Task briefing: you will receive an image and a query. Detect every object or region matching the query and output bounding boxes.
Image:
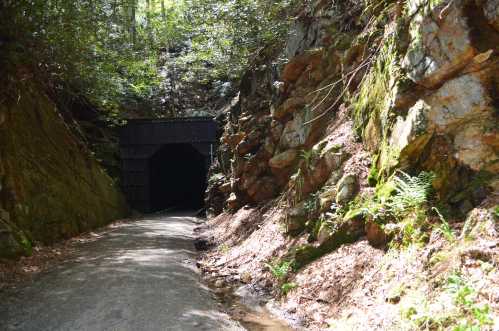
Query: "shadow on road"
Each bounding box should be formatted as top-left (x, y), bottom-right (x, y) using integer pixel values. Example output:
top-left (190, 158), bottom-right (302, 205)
top-left (0, 213), bottom-right (242, 331)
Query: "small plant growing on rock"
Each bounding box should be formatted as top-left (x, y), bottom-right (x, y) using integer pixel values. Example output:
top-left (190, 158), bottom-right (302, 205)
top-left (493, 206), bottom-right (499, 218)
top-left (347, 170), bottom-right (436, 247)
top-left (264, 260), bottom-right (298, 295)
top-left (445, 273), bottom-right (494, 330)
top-left (403, 272), bottom-right (495, 330)
top-left (289, 168), bottom-right (305, 205)
top-left (265, 260), bottom-right (293, 280)
top-left (386, 171), bottom-right (435, 246)
top-left (300, 149), bottom-right (316, 171)
top-left (432, 207), bottom-right (455, 242)
top-left (304, 192), bottom-right (320, 215)
top-left (280, 282), bottom-right (297, 295)
top-left (218, 243), bottom-right (230, 254)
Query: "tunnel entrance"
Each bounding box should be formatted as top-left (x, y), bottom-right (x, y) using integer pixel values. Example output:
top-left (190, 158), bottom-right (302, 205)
top-left (149, 144), bottom-right (207, 212)
top-left (120, 117), bottom-right (218, 213)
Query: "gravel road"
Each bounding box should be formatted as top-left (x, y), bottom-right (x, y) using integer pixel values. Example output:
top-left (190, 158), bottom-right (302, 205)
top-left (0, 213), bottom-right (243, 331)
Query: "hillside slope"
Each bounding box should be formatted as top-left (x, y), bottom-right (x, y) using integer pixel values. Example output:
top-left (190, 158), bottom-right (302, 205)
top-left (203, 0), bottom-right (498, 329)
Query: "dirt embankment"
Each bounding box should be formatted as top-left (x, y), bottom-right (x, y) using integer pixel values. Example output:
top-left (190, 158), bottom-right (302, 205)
top-left (198, 204), bottom-right (498, 330)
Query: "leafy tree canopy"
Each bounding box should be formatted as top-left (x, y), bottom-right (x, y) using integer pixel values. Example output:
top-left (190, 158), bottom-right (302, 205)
top-left (1, 0), bottom-right (296, 121)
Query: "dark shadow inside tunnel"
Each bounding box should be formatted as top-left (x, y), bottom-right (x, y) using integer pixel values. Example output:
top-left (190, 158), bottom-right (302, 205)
top-left (149, 144), bottom-right (207, 212)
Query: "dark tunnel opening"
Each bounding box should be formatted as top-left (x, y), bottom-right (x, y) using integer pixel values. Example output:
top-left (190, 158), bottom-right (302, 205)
top-left (149, 144), bottom-right (207, 212)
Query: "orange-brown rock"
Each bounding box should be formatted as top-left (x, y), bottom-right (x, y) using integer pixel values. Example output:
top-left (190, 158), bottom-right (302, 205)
top-left (247, 177), bottom-right (278, 203)
top-left (366, 221), bottom-right (387, 248)
top-left (269, 149), bottom-right (298, 170)
top-left (223, 132), bottom-right (246, 149)
top-left (282, 49), bottom-right (324, 83)
top-left (236, 130), bottom-right (261, 155)
top-left (227, 193), bottom-right (239, 210)
top-left (272, 97), bottom-right (307, 119)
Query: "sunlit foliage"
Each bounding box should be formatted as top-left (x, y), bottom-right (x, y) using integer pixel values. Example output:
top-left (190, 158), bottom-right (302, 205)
top-left (0, 0), bottom-right (296, 118)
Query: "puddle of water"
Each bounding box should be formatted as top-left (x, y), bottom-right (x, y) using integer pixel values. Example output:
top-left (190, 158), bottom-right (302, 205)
top-left (208, 282), bottom-right (294, 330)
top-left (238, 310), bottom-right (292, 331)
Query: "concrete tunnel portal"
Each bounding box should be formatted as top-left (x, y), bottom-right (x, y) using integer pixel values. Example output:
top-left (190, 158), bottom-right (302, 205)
top-left (120, 118), bottom-right (218, 213)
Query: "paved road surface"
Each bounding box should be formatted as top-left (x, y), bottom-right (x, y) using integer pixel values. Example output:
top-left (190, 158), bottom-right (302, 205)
top-left (0, 213), bottom-right (243, 331)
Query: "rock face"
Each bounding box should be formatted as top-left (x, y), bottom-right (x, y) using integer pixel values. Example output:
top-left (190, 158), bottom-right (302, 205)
top-left (0, 210), bottom-right (29, 259)
top-left (367, 0), bottom-right (499, 207)
top-left (0, 77), bottom-right (128, 258)
top-left (207, 0), bottom-right (497, 226)
top-left (336, 174), bottom-right (358, 205)
top-left (203, 1), bottom-right (499, 329)
top-left (269, 150), bottom-right (298, 170)
top-left (484, 0), bottom-right (499, 31)
top-left (403, 0), bottom-right (477, 88)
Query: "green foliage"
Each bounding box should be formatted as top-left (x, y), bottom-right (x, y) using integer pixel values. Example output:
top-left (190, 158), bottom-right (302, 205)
top-left (300, 148), bottom-right (318, 171)
top-left (385, 171), bottom-right (433, 244)
top-left (281, 282), bottom-right (297, 295)
top-left (445, 273), bottom-right (494, 330)
top-left (2, 0), bottom-right (296, 119)
top-left (349, 171), bottom-right (435, 246)
top-left (176, 0), bottom-right (295, 81)
top-left (432, 207), bottom-right (456, 242)
top-left (357, 171), bottom-right (434, 224)
top-left (289, 168), bottom-right (305, 205)
top-left (265, 260), bottom-right (293, 280)
top-left (351, 34), bottom-right (399, 138)
top-left (402, 272), bottom-right (494, 330)
top-left (303, 192), bottom-right (321, 215)
top-left (265, 259), bottom-right (299, 295)
top-left (368, 160), bottom-right (380, 186)
top-left (20, 237), bottom-right (33, 256)
top-left (218, 243), bottom-right (230, 254)
top-left (2, 0), bottom-right (172, 118)
top-left (387, 171), bottom-right (435, 219)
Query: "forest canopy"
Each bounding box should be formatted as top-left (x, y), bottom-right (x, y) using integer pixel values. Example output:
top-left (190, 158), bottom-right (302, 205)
top-left (1, 0), bottom-right (296, 119)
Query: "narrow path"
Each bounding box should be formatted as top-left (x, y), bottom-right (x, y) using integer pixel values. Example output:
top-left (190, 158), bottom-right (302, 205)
top-left (0, 213), bottom-right (243, 331)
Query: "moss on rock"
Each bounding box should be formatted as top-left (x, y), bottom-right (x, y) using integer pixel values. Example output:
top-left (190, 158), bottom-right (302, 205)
top-left (291, 216), bottom-right (365, 269)
top-left (0, 79), bottom-right (128, 256)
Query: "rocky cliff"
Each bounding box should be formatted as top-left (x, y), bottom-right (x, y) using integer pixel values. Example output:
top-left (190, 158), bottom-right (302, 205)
top-left (0, 66), bottom-right (128, 259)
top-left (203, 0), bottom-right (498, 329)
top-left (209, 0), bottom-right (498, 218)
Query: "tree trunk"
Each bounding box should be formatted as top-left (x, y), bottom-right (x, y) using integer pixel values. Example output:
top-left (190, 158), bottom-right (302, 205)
top-left (129, 0), bottom-right (137, 46)
top-left (161, 0), bottom-right (166, 22)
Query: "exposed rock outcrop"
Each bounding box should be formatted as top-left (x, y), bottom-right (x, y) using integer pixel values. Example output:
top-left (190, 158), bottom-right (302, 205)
top-left (204, 0), bottom-right (498, 329)
top-left (0, 74), bottom-right (128, 259)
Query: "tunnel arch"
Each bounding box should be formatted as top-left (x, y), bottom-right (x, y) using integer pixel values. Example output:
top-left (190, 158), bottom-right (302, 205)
top-left (149, 144), bottom-right (208, 212)
top-left (120, 118), bottom-right (218, 212)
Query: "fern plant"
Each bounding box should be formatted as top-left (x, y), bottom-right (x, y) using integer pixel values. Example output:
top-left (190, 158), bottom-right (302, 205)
top-left (381, 171), bottom-right (436, 246)
top-left (281, 282), bottom-right (297, 295)
top-left (265, 260), bottom-right (292, 280)
top-left (265, 260), bottom-right (298, 296)
top-left (387, 171), bottom-right (435, 219)
top-left (300, 149), bottom-right (318, 171)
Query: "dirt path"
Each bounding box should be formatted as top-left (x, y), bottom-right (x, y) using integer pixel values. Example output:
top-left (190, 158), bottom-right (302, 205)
top-left (0, 213), bottom-right (243, 331)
